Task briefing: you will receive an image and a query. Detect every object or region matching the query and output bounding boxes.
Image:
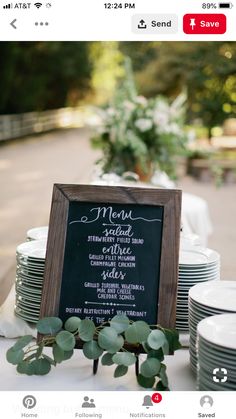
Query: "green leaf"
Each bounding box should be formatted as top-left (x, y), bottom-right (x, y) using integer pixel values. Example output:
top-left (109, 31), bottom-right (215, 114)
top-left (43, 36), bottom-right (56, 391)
top-left (162, 340), bottom-right (170, 355)
top-left (114, 365), bottom-right (128, 378)
top-left (63, 350), bottom-right (74, 360)
top-left (110, 315), bottom-right (130, 333)
top-left (31, 358), bottom-right (51, 375)
top-left (137, 374), bottom-right (155, 389)
top-left (107, 335), bottom-right (124, 354)
top-left (140, 358), bottom-right (161, 378)
top-left (142, 341), bottom-right (150, 353)
top-left (17, 361), bottom-right (27, 374)
top-left (52, 344), bottom-right (74, 363)
top-left (125, 321), bottom-right (150, 344)
top-left (53, 343), bottom-right (65, 364)
top-left (37, 317), bottom-right (62, 335)
top-left (159, 364), bottom-right (169, 388)
top-left (164, 329), bottom-right (182, 353)
top-left (147, 348), bottom-right (164, 362)
top-left (13, 335), bottom-right (33, 351)
top-left (78, 319), bottom-right (95, 342)
top-left (147, 330), bottom-right (167, 350)
top-left (101, 353), bottom-right (114, 366)
top-left (17, 361), bottom-right (35, 376)
top-left (112, 352), bottom-right (136, 367)
top-left (98, 327), bottom-right (118, 350)
top-left (56, 331), bottom-right (76, 351)
top-left (156, 380), bottom-right (169, 391)
top-left (64, 317), bottom-right (81, 332)
top-left (6, 347), bottom-right (24, 365)
top-left (43, 354), bottom-right (56, 366)
top-left (142, 342), bottom-right (164, 361)
top-left (83, 341), bottom-right (103, 360)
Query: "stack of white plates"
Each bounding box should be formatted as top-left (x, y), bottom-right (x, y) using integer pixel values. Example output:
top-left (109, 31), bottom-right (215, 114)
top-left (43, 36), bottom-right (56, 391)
top-left (176, 247), bottom-right (220, 332)
top-left (15, 239), bottom-right (46, 323)
top-left (197, 314), bottom-right (236, 390)
top-left (27, 226), bottom-right (48, 241)
top-left (189, 281), bottom-right (236, 373)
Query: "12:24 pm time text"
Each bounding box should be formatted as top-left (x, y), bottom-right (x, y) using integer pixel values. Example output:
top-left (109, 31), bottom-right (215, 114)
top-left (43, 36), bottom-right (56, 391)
top-left (104, 3), bottom-right (136, 9)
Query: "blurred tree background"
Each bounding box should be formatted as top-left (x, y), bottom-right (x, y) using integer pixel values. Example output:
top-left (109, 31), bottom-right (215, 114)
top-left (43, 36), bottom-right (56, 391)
top-left (0, 42), bottom-right (92, 113)
top-left (0, 41), bottom-right (236, 135)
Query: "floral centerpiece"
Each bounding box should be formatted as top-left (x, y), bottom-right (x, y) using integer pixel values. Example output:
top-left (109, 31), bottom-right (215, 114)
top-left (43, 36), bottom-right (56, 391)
top-left (92, 79), bottom-right (187, 181)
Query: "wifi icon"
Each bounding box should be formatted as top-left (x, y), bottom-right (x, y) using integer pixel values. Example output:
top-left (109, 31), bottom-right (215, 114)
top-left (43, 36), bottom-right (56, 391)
top-left (34, 2), bottom-right (42, 8)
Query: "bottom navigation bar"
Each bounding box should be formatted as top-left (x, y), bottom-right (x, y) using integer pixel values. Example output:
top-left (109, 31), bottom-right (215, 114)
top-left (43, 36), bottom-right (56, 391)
top-left (0, 391), bottom-right (235, 419)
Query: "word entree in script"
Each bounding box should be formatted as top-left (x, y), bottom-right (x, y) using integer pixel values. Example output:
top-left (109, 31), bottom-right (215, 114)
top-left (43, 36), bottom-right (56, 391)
top-left (69, 206), bottom-right (161, 225)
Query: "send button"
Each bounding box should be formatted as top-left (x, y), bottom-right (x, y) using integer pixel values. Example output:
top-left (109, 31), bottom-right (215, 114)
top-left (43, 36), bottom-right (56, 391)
top-left (132, 14), bottom-right (178, 34)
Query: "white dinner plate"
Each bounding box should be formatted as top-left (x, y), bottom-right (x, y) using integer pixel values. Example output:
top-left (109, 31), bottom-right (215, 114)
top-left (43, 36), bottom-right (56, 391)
top-left (189, 281), bottom-right (236, 311)
top-left (16, 257), bottom-right (45, 268)
top-left (178, 270), bottom-right (219, 278)
top-left (198, 314), bottom-right (236, 350)
top-left (179, 247), bottom-right (220, 266)
top-left (16, 239), bottom-right (47, 260)
top-left (179, 262), bottom-right (219, 271)
top-left (27, 226), bottom-right (48, 241)
top-left (199, 335), bottom-right (236, 355)
top-left (16, 292), bottom-right (41, 303)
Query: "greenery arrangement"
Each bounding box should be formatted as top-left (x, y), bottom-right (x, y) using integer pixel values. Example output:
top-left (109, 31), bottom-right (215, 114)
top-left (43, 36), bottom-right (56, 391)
top-left (6, 315), bottom-right (181, 390)
top-left (92, 60), bottom-right (187, 180)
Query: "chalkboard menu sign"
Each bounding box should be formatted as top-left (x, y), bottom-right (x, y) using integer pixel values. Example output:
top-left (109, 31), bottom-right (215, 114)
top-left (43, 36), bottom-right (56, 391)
top-left (40, 184), bottom-right (181, 335)
top-left (59, 201), bottom-right (163, 325)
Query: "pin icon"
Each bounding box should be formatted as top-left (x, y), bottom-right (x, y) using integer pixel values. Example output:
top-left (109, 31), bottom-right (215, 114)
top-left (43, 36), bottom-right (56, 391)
top-left (23, 395), bottom-right (37, 409)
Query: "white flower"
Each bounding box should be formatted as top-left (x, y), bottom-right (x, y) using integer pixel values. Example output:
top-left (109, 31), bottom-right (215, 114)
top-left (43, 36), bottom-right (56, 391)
top-left (154, 100), bottom-right (170, 114)
top-left (123, 100), bottom-right (135, 111)
top-left (158, 123), bottom-right (182, 136)
top-left (169, 123), bottom-right (182, 136)
top-left (153, 111), bottom-right (169, 128)
top-left (135, 118), bottom-right (152, 132)
top-left (107, 107), bottom-right (116, 116)
top-left (135, 96), bottom-right (148, 106)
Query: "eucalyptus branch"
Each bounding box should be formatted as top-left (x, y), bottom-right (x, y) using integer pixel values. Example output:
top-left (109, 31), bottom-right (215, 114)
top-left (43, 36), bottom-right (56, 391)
top-left (6, 314), bottom-right (181, 390)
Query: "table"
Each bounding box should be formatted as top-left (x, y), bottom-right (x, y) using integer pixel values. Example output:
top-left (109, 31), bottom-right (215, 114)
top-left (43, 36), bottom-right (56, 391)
top-left (0, 338), bottom-right (196, 391)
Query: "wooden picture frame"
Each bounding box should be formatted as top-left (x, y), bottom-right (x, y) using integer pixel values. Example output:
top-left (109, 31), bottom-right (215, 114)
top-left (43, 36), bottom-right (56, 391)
top-left (40, 184), bottom-right (182, 348)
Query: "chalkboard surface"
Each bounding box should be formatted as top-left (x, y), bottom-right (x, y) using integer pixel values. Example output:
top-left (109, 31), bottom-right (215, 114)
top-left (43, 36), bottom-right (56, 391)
top-left (59, 201), bottom-right (164, 325)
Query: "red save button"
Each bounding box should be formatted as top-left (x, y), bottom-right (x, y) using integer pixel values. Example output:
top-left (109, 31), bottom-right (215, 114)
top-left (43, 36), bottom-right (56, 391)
top-left (183, 14), bottom-right (226, 34)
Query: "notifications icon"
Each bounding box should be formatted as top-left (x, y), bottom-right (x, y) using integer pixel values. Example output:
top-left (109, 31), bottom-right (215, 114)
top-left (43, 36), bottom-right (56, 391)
top-left (142, 395), bottom-right (153, 409)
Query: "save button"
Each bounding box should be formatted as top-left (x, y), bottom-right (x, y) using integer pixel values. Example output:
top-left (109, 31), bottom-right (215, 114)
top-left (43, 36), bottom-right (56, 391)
top-left (183, 14), bottom-right (226, 34)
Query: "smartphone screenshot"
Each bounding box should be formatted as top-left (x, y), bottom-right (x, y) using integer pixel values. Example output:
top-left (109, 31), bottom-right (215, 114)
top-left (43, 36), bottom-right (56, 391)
top-left (0, 0), bottom-right (236, 417)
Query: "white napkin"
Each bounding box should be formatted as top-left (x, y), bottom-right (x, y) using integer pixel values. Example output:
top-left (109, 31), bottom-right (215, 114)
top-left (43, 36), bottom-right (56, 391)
top-left (0, 285), bottom-right (37, 338)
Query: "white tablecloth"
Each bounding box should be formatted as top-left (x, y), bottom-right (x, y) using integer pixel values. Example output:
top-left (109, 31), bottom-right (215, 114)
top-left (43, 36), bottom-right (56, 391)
top-left (181, 193), bottom-right (213, 247)
top-left (0, 338), bottom-right (196, 391)
top-left (91, 176), bottom-right (213, 247)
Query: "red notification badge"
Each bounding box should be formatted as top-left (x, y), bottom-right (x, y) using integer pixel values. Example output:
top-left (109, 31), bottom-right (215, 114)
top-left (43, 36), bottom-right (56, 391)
top-left (152, 393), bottom-right (162, 404)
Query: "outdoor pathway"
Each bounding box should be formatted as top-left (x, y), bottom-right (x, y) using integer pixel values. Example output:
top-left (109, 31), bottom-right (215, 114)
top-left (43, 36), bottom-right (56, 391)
top-left (0, 128), bottom-right (100, 304)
